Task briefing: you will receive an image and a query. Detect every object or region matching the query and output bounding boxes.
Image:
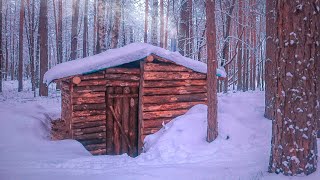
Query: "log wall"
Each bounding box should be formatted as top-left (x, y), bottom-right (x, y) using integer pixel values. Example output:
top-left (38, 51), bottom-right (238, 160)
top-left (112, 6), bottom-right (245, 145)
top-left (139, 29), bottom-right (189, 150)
top-left (139, 58), bottom-right (207, 149)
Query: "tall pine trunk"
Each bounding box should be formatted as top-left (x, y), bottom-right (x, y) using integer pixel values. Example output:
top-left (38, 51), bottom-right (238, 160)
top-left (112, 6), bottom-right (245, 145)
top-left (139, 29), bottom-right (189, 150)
top-left (18, 0), bottom-right (25, 92)
top-left (70, 0), bottom-right (80, 60)
top-left (144, 0), bottom-right (149, 43)
top-left (268, 0), bottom-right (319, 175)
top-left (206, 0), bottom-right (218, 142)
top-left (96, 0), bottom-right (107, 53)
top-left (83, 0), bottom-right (88, 57)
top-left (110, 0), bottom-right (121, 49)
top-left (150, 0), bottom-right (159, 46)
top-left (39, 0), bottom-right (48, 96)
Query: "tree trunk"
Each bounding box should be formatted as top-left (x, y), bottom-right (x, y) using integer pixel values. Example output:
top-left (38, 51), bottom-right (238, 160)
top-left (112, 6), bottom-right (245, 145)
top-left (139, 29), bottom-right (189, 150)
top-left (0, 0), bottom-right (3, 92)
top-left (110, 0), bottom-right (121, 49)
top-left (206, 0), bottom-right (218, 142)
top-left (178, 1), bottom-right (188, 56)
top-left (264, 0), bottom-right (276, 120)
top-left (150, 0), bottom-right (159, 46)
top-left (159, 0), bottom-right (164, 48)
top-left (96, 0), bottom-right (107, 53)
top-left (18, 0), bottom-right (25, 92)
top-left (237, 0), bottom-right (243, 91)
top-left (39, 0), bottom-right (48, 96)
top-left (268, 0), bottom-right (319, 175)
top-left (58, 0), bottom-right (63, 63)
top-left (70, 0), bottom-right (80, 60)
top-left (144, 0), bottom-right (149, 43)
top-left (83, 0), bottom-right (88, 57)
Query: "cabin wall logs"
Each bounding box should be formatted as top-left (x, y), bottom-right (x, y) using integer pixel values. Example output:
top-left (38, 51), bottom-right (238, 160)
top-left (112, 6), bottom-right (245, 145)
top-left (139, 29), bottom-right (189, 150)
top-left (140, 60), bottom-right (207, 144)
top-left (57, 57), bottom-right (207, 156)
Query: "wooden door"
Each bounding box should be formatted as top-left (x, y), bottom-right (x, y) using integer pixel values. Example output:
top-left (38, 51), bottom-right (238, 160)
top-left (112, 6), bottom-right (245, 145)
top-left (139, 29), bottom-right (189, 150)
top-left (106, 86), bottom-right (139, 157)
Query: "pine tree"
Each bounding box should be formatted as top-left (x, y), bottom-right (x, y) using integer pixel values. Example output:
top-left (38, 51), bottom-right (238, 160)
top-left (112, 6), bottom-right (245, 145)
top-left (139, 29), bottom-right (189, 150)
top-left (96, 0), bottom-right (107, 53)
top-left (70, 0), bottom-right (80, 60)
top-left (206, 0), bottom-right (218, 142)
top-left (18, 0), bottom-right (25, 92)
top-left (39, 0), bottom-right (48, 96)
top-left (269, 0), bottom-right (319, 175)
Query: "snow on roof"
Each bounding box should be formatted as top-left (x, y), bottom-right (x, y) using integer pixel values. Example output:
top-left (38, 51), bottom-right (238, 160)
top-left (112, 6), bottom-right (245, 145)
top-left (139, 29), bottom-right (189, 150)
top-left (44, 42), bottom-right (226, 84)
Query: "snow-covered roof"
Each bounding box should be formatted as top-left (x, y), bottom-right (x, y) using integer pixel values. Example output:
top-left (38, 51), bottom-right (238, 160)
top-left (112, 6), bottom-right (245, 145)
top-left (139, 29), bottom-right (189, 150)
top-left (44, 42), bottom-right (226, 84)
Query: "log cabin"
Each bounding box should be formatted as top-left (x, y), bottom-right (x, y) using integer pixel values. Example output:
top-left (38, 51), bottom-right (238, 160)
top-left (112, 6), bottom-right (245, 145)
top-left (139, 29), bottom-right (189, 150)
top-left (45, 43), bottom-right (226, 157)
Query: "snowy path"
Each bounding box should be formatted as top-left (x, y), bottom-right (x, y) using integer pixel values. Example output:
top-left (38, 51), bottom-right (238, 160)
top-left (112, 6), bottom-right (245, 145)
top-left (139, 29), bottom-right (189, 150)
top-left (0, 81), bottom-right (319, 180)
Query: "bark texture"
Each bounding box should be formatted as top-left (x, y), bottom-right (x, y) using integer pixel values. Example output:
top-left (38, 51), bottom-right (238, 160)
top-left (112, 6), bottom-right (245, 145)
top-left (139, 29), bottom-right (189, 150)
top-left (39, 0), bottom-right (48, 96)
top-left (269, 0), bottom-right (319, 176)
top-left (206, 0), bottom-right (218, 142)
top-left (96, 0), bottom-right (107, 53)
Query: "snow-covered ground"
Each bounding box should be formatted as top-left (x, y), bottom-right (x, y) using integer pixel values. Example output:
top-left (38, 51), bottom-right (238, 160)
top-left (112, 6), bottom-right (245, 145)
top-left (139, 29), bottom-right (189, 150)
top-left (0, 80), bottom-right (319, 180)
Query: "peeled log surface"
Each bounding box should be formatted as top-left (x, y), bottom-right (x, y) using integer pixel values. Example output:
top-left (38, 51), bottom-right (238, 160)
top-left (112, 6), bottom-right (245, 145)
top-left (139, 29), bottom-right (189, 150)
top-left (143, 86), bottom-right (207, 96)
top-left (143, 101), bottom-right (205, 112)
top-left (72, 115), bottom-right (106, 123)
top-left (76, 79), bottom-right (108, 86)
top-left (143, 118), bottom-right (172, 128)
top-left (144, 72), bottom-right (206, 81)
top-left (106, 80), bottom-right (139, 87)
top-left (144, 80), bottom-right (207, 88)
top-left (73, 85), bottom-right (106, 93)
top-left (85, 143), bottom-right (106, 151)
top-left (143, 109), bottom-right (189, 120)
top-left (73, 110), bottom-right (106, 117)
top-left (78, 139), bottom-right (106, 146)
top-left (73, 126), bottom-right (106, 135)
top-left (74, 132), bottom-right (105, 140)
top-left (72, 97), bottom-right (105, 105)
top-left (90, 149), bottom-right (106, 155)
top-left (73, 92), bottom-right (105, 98)
top-left (143, 93), bottom-right (207, 104)
top-left (143, 128), bottom-right (161, 135)
top-left (106, 68), bottom-right (140, 75)
top-left (80, 73), bottom-right (105, 80)
top-left (105, 74), bottom-right (140, 81)
top-left (72, 121), bottom-right (106, 129)
top-left (144, 63), bottom-right (193, 72)
top-left (73, 103), bottom-right (106, 111)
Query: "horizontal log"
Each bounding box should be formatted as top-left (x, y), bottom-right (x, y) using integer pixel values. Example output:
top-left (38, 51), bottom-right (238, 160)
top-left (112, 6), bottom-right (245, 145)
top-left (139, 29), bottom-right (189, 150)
top-left (105, 74), bottom-right (140, 81)
top-left (143, 93), bottom-right (207, 104)
top-left (73, 104), bottom-right (106, 111)
top-left (72, 77), bottom-right (82, 84)
top-left (72, 97), bottom-right (105, 105)
top-left (143, 101), bottom-right (205, 112)
top-left (143, 127), bottom-right (161, 135)
top-left (144, 72), bottom-right (206, 81)
top-left (73, 126), bottom-right (106, 135)
top-left (81, 73), bottom-right (105, 80)
top-left (73, 85), bottom-right (106, 93)
top-left (78, 139), bottom-right (106, 146)
top-left (106, 68), bottom-right (140, 74)
top-left (85, 143), bottom-right (106, 151)
top-left (107, 94), bottom-right (139, 98)
top-left (143, 118), bottom-right (172, 128)
top-left (143, 86), bottom-right (207, 96)
top-left (143, 80), bottom-right (207, 88)
top-left (90, 149), bottom-right (106, 155)
top-left (143, 109), bottom-right (188, 120)
top-left (72, 121), bottom-right (106, 129)
top-left (144, 63), bottom-right (193, 72)
top-left (72, 115), bottom-right (106, 123)
top-left (73, 92), bottom-right (105, 98)
top-left (76, 79), bottom-right (108, 86)
top-left (106, 80), bottom-right (139, 87)
top-left (74, 132), bottom-right (105, 140)
top-left (151, 54), bottom-right (173, 63)
top-left (73, 110), bottom-right (106, 117)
